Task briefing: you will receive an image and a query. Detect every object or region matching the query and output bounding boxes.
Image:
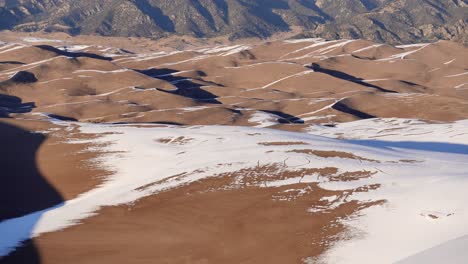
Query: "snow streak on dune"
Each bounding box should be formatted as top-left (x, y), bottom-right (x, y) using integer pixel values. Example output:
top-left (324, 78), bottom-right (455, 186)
top-left (0, 119), bottom-right (467, 264)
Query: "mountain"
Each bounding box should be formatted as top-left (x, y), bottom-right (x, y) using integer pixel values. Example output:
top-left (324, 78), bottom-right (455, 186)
top-left (0, 0), bottom-right (467, 44)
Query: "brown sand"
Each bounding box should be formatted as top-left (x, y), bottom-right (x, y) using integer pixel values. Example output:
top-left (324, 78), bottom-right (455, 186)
top-left (28, 171), bottom-right (378, 264)
top-left (0, 32), bottom-right (466, 129)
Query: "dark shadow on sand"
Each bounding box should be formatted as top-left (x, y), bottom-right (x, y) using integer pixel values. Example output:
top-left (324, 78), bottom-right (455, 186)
top-left (35, 45), bottom-right (113, 61)
top-left (0, 94), bottom-right (36, 117)
top-left (0, 121), bottom-right (64, 263)
top-left (0, 61), bottom-right (25, 65)
top-left (262, 110), bottom-right (305, 124)
top-left (136, 68), bottom-right (223, 104)
top-left (111, 121), bottom-right (185, 126)
top-left (308, 63), bottom-right (398, 93)
top-left (332, 101), bottom-right (376, 119)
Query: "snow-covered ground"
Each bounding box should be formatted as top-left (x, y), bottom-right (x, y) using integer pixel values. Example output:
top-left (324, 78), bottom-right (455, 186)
top-left (308, 119), bottom-right (468, 263)
top-left (0, 118), bottom-right (467, 263)
top-left (396, 235), bottom-right (468, 264)
top-left (22, 37), bottom-right (63, 43)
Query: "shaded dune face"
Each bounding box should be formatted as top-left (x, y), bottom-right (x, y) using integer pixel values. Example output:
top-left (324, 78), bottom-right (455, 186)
top-left (0, 122), bottom-right (63, 264)
top-left (0, 38), bottom-right (466, 128)
top-left (0, 118), bottom-right (114, 263)
top-left (0, 123), bottom-right (62, 220)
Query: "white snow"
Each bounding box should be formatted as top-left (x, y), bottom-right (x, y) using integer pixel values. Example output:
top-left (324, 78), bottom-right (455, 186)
top-left (59, 45), bottom-right (90, 52)
top-left (248, 111), bottom-right (279, 128)
top-left (221, 45), bottom-right (251, 56)
top-left (378, 44), bottom-right (430, 61)
top-left (247, 70), bottom-right (315, 91)
top-left (307, 118), bottom-right (468, 264)
top-left (72, 69), bottom-right (129, 74)
top-left (287, 40), bottom-right (356, 60)
top-left (23, 37), bottom-right (63, 43)
top-left (96, 86), bottom-right (131, 96)
top-left (309, 40), bottom-right (356, 55)
top-left (301, 115), bottom-right (336, 122)
top-left (396, 235), bottom-right (468, 264)
top-left (154, 69), bottom-right (195, 77)
top-left (224, 61), bottom-right (296, 69)
top-left (279, 39), bottom-right (340, 59)
top-left (115, 51), bottom-right (181, 63)
top-left (395, 43), bottom-right (430, 49)
top-left (42, 100), bottom-right (103, 108)
top-left (157, 55), bottom-right (212, 67)
top-left (0, 56), bottom-right (68, 76)
top-left (308, 118), bottom-right (468, 143)
top-left (351, 44), bottom-right (383, 54)
top-left (445, 72), bottom-right (468, 78)
top-left (362, 78), bottom-right (390, 82)
top-left (199, 44), bottom-right (251, 56)
top-left (284, 38), bottom-right (324, 44)
top-left (298, 98), bottom-right (345, 119)
top-left (444, 59), bottom-right (456, 65)
top-left (0, 45), bottom-right (25, 54)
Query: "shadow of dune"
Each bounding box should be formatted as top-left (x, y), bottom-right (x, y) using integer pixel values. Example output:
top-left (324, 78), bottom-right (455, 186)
top-left (0, 61), bottom-right (25, 65)
top-left (9, 71), bottom-right (38, 84)
top-left (156, 87), bottom-right (221, 104)
top-left (0, 94), bottom-right (36, 117)
top-left (262, 110), bottom-right (305, 124)
top-left (136, 68), bottom-right (222, 104)
top-left (308, 63), bottom-right (398, 93)
top-left (111, 121), bottom-right (185, 126)
top-left (35, 45), bottom-right (113, 61)
top-left (139, 68), bottom-right (178, 77)
top-left (332, 101), bottom-right (376, 119)
top-left (0, 71), bottom-right (38, 87)
top-left (348, 139), bottom-right (468, 155)
top-left (46, 114), bottom-right (78, 122)
top-left (0, 121), bottom-right (64, 263)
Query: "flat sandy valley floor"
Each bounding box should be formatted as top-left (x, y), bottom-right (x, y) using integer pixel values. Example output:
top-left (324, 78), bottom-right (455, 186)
top-left (0, 32), bottom-right (468, 264)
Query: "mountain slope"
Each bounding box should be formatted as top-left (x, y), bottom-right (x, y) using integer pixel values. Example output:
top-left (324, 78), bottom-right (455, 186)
top-left (0, 0), bottom-right (467, 44)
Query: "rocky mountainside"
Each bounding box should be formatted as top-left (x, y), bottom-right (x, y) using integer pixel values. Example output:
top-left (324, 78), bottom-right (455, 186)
top-left (0, 0), bottom-right (467, 44)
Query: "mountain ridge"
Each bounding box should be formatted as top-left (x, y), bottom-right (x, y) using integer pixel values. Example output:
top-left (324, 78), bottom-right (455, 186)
top-left (0, 0), bottom-right (467, 44)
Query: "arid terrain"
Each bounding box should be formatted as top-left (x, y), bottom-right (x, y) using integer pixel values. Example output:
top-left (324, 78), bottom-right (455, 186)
top-left (1, 32), bottom-right (467, 126)
top-left (0, 32), bottom-right (468, 264)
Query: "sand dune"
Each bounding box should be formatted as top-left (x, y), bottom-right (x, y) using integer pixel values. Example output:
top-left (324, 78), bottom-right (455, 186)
top-left (0, 35), bottom-right (466, 127)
